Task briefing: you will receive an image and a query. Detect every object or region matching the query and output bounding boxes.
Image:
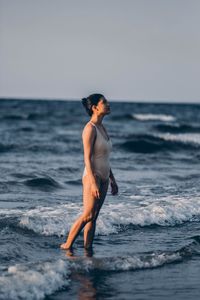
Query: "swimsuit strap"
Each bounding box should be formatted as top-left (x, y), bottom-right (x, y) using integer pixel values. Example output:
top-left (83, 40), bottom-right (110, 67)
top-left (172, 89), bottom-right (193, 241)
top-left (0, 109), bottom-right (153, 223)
top-left (89, 121), bottom-right (96, 127)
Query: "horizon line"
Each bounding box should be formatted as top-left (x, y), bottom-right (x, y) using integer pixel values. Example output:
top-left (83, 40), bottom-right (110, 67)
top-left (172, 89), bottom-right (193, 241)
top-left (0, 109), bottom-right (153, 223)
top-left (0, 96), bottom-right (200, 105)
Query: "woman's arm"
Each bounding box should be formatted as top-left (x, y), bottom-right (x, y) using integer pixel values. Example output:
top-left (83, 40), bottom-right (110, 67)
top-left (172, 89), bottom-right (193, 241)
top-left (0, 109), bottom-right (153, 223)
top-left (109, 168), bottom-right (116, 182)
top-left (82, 124), bottom-right (97, 185)
top-left (109, 168), bottom-right (118, 195)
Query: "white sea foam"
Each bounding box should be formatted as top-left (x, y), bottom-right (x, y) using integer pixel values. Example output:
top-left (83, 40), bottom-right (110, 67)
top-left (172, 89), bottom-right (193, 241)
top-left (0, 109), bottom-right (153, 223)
top-left (15, 195), bottom-right (200, 236)
top-left (0, 251), bottom-right (182, 299)
top-left (132, 114), bottom-right (175, 122)
top-left (19, 204), bottom-right (82, 236)
top-left (0, 208), bottom-right (26, 217)
top-left (0, 259), bottom-right (70, 300)
top-left (97, 197), bottom-right (200, 234)
top-left (70, 252), bottom-right (182, 272)
top-left (157, 133), bottom-right (200, 145)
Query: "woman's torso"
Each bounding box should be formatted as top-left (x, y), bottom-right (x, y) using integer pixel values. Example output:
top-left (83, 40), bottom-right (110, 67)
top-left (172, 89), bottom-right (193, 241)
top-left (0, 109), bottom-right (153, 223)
top-left (82, 121), bottom-right (112, 181)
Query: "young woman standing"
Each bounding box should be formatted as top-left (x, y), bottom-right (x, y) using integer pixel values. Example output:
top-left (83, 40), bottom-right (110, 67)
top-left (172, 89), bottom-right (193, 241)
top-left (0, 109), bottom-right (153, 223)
top-left (60, 94), bottom-right (118, 250)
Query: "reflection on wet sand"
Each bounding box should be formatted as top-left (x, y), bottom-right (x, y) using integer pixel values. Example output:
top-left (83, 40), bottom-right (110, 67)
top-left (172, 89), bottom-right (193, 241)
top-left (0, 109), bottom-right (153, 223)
top-left (75, 273), bottom-right (97, 300)
top-left (64, 248), bottom-right (97, 300)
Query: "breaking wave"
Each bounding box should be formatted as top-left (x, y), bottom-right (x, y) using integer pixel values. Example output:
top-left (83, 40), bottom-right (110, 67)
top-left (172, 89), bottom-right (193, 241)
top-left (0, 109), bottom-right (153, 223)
top-left (132, 114), bottom-right (175, 122)
top-left (120, 133), bottom-right (199, 153)
top-left (0, 195), bottom-right (199, 236)
top-left (0, 237), bottom-right (199, 299)
top-left (0, 259), bottom-right (70, 300)
top-left (154, 123), bottom-right (200, 134)
top-left (157, 133), bottom-right (200, 146)
top-left (24, 176), bottom-right (61, 190)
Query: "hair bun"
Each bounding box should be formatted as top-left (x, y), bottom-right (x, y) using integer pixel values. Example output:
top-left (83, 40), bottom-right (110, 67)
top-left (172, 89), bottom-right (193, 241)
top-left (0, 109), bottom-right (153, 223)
top-left (81, 98), bottom-right (87, 106)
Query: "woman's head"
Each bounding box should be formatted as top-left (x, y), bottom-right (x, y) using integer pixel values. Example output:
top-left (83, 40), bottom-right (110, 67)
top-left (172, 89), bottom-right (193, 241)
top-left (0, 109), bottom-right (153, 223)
top-left (81, 94), bottom-right (110, 116)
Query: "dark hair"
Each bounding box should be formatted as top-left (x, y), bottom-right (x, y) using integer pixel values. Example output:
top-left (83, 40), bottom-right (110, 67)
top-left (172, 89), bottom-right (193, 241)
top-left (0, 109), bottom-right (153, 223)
top-left (81, 93), bottom-right (104, 116)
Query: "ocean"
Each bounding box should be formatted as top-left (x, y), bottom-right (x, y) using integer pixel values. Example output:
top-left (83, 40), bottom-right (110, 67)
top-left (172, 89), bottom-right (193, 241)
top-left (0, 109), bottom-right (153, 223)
top-left (0, 99), bottom-right (200, 300)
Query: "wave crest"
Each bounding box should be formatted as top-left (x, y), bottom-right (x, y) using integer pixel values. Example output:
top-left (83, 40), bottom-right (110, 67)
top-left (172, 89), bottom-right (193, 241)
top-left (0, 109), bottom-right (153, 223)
top-left (0, 237), bottom-right (199, 299)
top-left (13, 196), bottom-right (200, 236)
top-left (120, 134), bottom-right (197, 153)
top-left (155, 124), bottom-right (200, 134)
top-left (157, 133), bottom-right (200, 146)
top-left (132, 114), bottom-right (175, 122)
top-left (24, 176), bottom-right (61, 190)
top-left (0, 259), bottom-right (70, 300)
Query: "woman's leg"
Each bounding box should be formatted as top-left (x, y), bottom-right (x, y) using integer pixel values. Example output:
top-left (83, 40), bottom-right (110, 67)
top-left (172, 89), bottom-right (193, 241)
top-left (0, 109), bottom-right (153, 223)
top-left (84, 176), bottom-right (109, 249)
top-left (60, 175), bottom-right (100, 250)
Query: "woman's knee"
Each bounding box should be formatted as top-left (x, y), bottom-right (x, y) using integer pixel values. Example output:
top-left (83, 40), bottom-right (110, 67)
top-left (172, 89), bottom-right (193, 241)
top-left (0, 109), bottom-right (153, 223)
top-left (82, 213), bottom-right (95, 224)
top-left (84, 220), bottom-right (96, 231)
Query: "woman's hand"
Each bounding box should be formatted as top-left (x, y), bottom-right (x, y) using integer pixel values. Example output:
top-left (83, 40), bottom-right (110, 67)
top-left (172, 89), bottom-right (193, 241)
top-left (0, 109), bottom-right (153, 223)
top-left (110, 179), bottom-right (118, 195)
top-left (91, 182), bottom-right (100, 199)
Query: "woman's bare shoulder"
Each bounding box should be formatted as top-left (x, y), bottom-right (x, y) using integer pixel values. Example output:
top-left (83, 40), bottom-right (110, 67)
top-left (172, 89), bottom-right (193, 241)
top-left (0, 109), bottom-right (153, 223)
top-left (82, 122), bottom-right (96, 138)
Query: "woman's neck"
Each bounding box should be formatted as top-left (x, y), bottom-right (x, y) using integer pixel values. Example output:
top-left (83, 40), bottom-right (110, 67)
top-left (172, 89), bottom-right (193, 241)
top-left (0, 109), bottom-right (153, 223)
top-left (90, 115), bottom-right (104, 125)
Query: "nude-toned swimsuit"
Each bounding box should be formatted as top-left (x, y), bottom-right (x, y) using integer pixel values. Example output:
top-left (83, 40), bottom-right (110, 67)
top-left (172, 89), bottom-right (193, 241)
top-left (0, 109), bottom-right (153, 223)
top-left (82, 121), bottom-right (112, 182)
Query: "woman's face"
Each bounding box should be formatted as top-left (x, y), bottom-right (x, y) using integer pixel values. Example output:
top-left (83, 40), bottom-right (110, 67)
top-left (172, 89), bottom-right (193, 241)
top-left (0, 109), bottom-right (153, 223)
top-left (96, 97), bottom-right (111, 115)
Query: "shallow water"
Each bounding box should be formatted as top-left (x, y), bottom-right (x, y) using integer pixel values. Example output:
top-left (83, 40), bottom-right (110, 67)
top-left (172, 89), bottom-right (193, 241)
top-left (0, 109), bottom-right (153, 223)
top-left (0, 99), bottom-right (200, 299)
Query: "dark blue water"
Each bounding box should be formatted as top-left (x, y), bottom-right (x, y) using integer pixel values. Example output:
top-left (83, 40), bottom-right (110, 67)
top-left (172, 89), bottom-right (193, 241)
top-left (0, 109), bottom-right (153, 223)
top-left (0, 99), bottom-right (200, 299)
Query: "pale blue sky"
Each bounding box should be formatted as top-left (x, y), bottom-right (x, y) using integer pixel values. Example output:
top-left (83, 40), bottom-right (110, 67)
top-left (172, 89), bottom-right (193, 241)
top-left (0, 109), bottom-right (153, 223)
top-left (0, 0), bottom-right (200, 102)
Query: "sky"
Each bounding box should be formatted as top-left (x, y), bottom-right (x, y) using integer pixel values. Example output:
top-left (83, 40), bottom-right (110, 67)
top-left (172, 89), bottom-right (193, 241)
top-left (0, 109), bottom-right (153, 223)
top-left (0, 0), bottom-right (200, 102)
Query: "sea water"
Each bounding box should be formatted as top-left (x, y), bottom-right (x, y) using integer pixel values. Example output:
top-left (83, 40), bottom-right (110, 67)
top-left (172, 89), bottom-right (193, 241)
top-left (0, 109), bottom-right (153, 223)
top-left (0, 99), bottom-right (200, 299)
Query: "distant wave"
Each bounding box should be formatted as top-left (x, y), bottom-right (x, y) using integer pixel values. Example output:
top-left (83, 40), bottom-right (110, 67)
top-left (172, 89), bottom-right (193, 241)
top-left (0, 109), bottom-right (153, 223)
top-left (17, 127), bottom-right (34, 132)
top-left (0, 238), bottom-right (199, 299)
top-left (0, 142), bottom-right (66, 154)
top-left (27, 113), bottom-right (45, 120)
top-left (157, 133), bottom-right (200, 146)
top-left (0, 142), bottom-right (78, 155)
top-left (0, 143), bottom-right (15, 153)
top-left (132, 113), bottom-right (175, 122)
top-left (27, 143), bottom-right (80, 154)
top-left (58, 166), bottom-right (79, 172)
top-left (11, 173), bottom-right (34, 179)
top-left (26, 144), bottom-right (63, 154)
top-left (65, 179), bottom-right (82, 185)
top-left (2, 114), bottom-right (26, 120)
top-left (1, 112), bottom-right (47, 121)
top-left (24, 176), bottom-right (61, 190)
top-left (120, 134), bottom-right (197, 153)
top-left (111, 113), bottom-right (176, 122)
top-left (169, 173), bottom-right (200, 182)
top-left (154, 123), bottom-right (200, 134)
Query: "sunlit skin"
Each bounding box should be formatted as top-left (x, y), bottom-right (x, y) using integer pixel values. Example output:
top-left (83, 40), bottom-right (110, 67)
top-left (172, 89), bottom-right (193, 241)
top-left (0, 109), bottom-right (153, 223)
top-left (60, 97), bottom-right (118, 250)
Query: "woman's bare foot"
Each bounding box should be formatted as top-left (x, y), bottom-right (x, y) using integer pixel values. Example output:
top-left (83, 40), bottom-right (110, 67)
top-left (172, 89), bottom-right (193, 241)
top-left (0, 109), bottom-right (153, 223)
top-left (60, 243), bottom-right (71, 250)
top-left (84, 247), bottom-right (93, 257)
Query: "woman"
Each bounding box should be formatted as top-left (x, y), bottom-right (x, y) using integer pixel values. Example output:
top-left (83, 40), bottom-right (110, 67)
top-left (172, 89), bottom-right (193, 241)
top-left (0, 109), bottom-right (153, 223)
top-left (60, 94), bottom-right (118, 250)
